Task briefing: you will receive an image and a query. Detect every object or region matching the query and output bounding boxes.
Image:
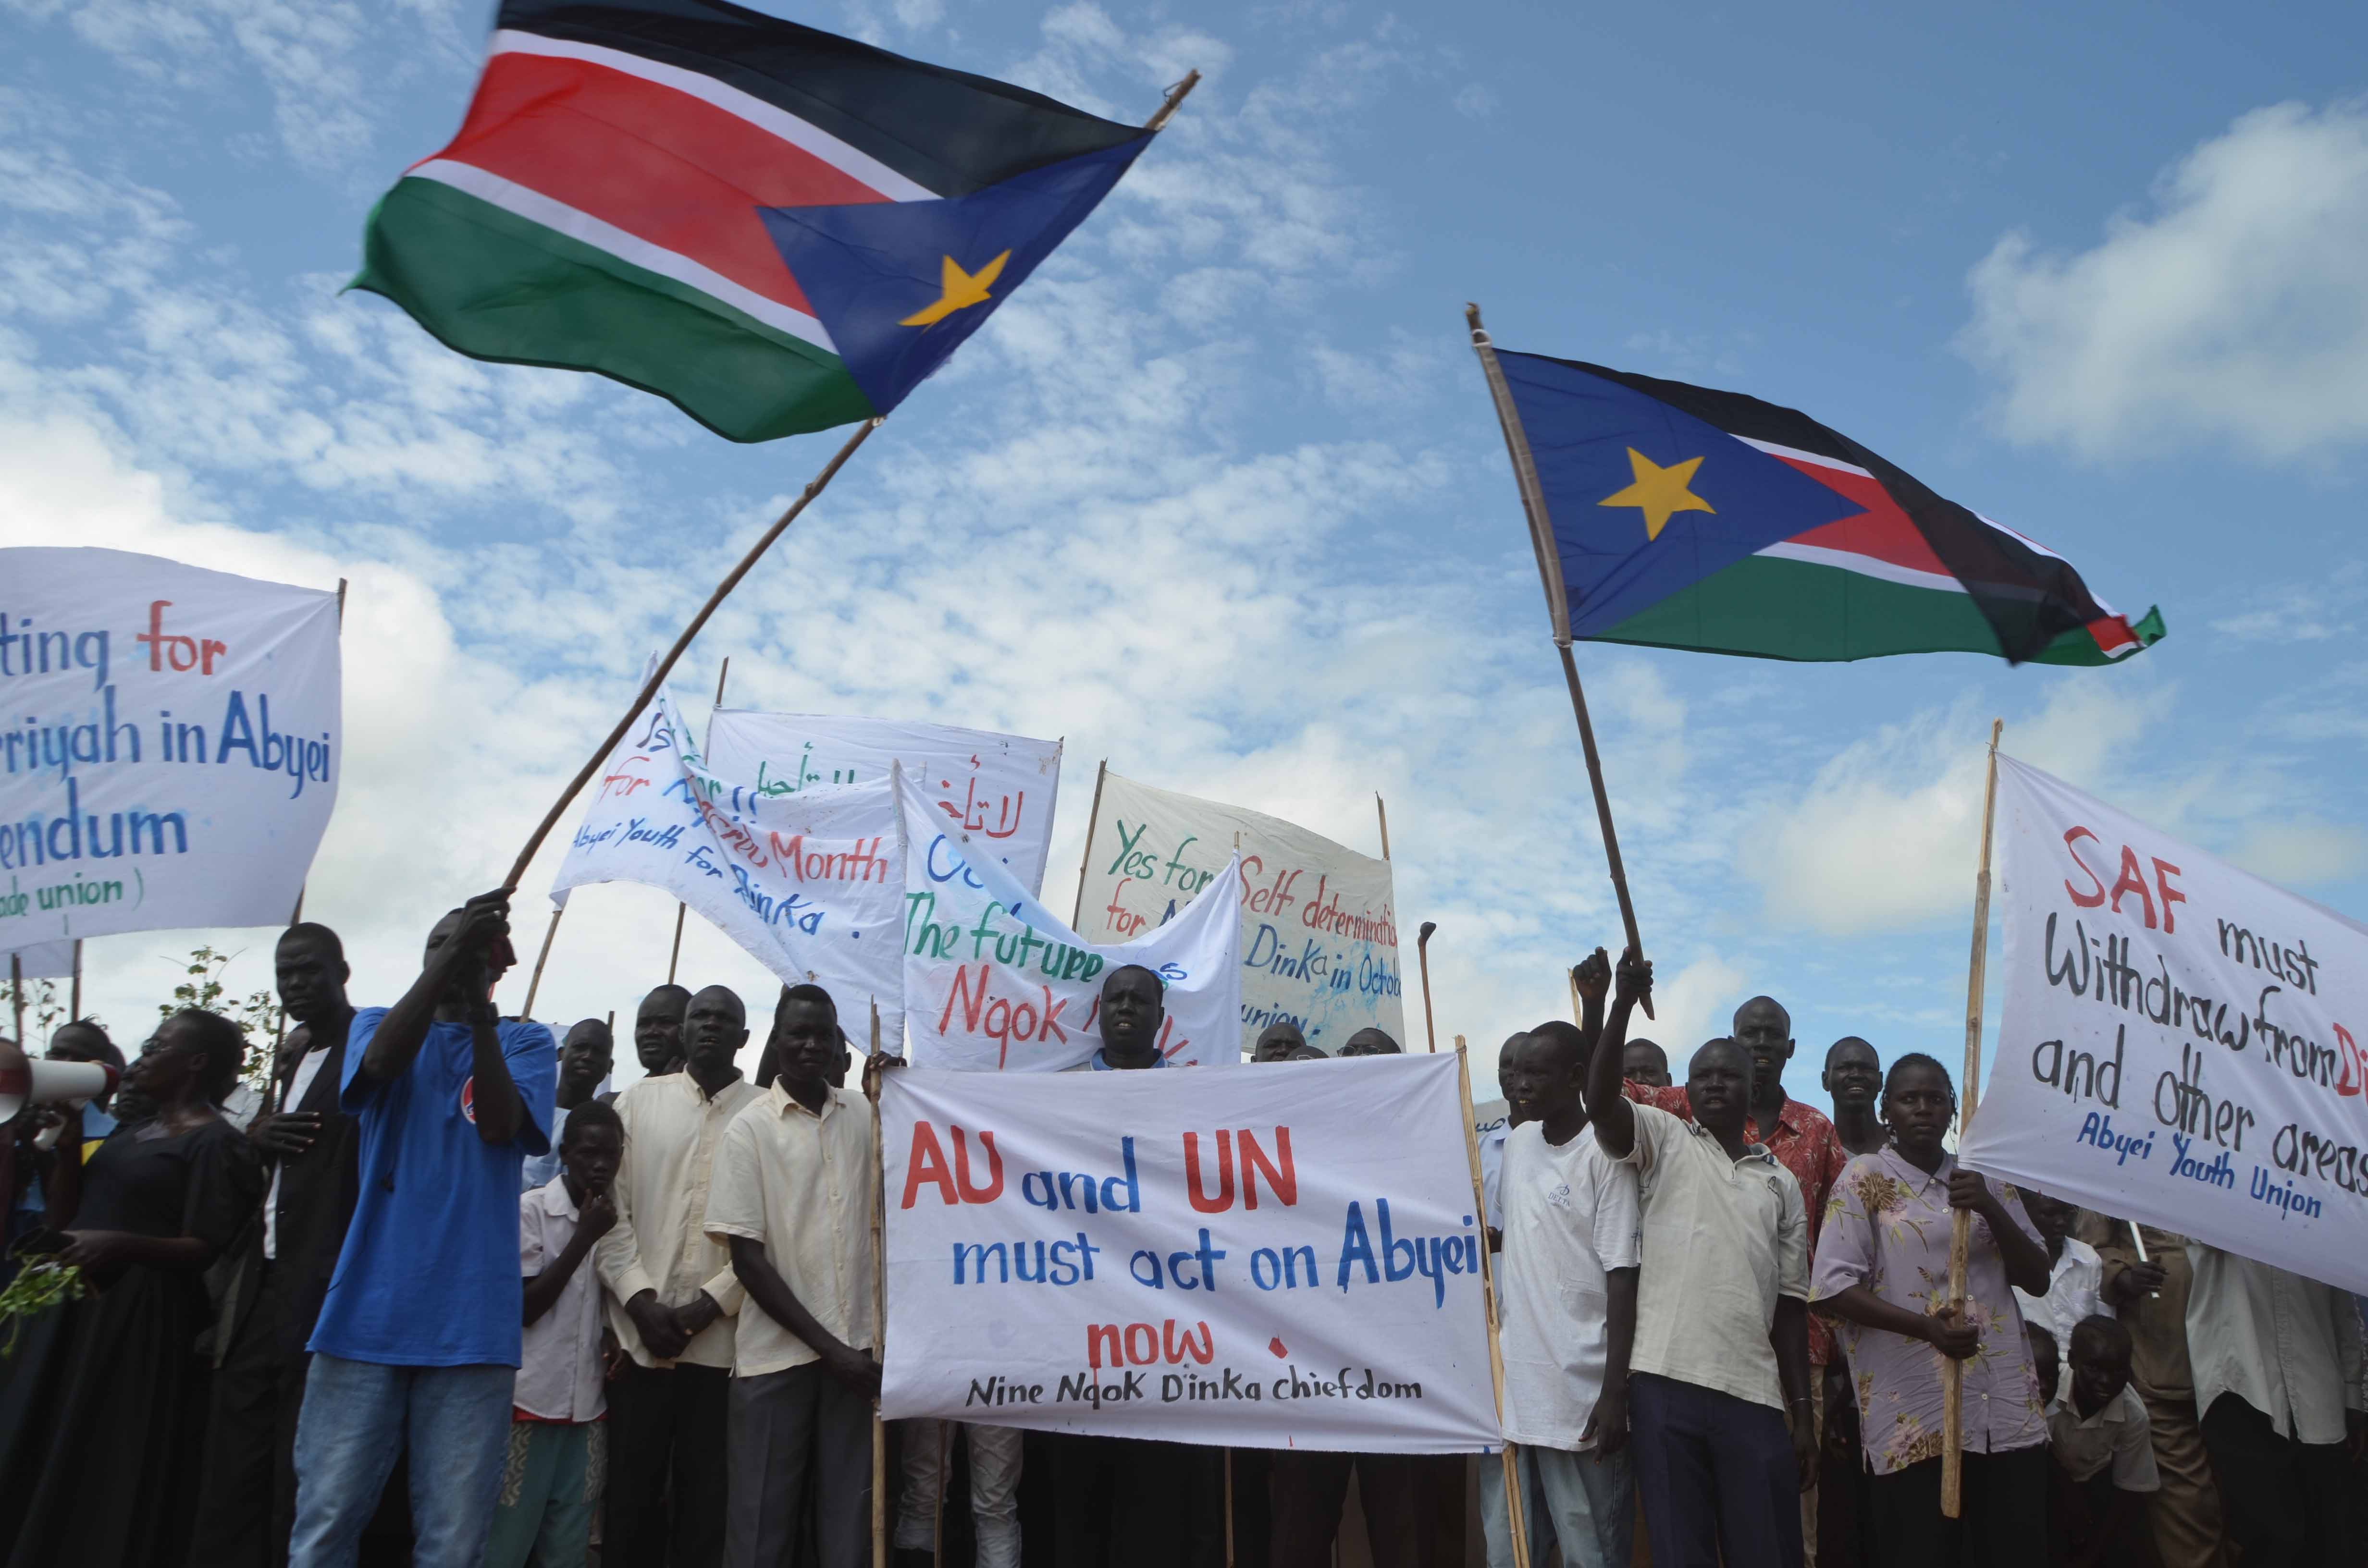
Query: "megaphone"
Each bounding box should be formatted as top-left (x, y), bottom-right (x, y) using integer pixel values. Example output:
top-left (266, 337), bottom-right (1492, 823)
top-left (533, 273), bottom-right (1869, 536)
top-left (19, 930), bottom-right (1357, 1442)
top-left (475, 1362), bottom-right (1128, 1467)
top-left (0, 1037), bottom-right (121, 1125)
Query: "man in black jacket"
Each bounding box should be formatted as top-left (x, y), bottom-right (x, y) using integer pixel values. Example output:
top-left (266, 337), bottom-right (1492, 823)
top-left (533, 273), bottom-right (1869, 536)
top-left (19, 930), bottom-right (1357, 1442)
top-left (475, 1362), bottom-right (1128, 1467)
top-left (187, 922), bottom-right (407, 1568)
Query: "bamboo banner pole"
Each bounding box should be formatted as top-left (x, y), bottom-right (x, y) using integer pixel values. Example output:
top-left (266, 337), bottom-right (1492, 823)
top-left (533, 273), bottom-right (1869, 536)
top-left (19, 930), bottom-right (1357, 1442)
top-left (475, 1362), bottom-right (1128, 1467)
top-left (520, 905), bottom-right (564, 1021)
top-left (9, 953), bottom-right (21, 1046)
top-left (1465, 304), bottom-right (1651, 1017)
top-left (499, 417), bottom-right (883, 894)
top-left (1454, 1032), bottom-right (1531, 1568)
top-left (69, 940), bottom-right (81, 1022)
top-left (1416, 921), bottom-right (1439, 1053)
top-left (1941, 718), bottom-right (2004, 1519)
top-left (1375, 793), bottom-right (1391, 860)
top-left (667, 656), bottom-right (732, 985)
top-left (1068, 759), bottom-right (1109, 929)
top-left (869, 999), bottom-right (890, 1568)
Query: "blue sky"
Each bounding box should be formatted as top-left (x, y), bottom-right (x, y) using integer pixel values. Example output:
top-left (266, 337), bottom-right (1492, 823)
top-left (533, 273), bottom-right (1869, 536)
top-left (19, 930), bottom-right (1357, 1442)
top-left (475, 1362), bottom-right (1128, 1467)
top-left (7, 0), bottom-right (2365, 1107)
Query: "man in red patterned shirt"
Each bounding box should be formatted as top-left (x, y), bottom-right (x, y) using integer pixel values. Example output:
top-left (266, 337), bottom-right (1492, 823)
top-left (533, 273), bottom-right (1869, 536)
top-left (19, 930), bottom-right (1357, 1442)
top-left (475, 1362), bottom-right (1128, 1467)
top-left (1573, 956), bottom-right (1850, 1564)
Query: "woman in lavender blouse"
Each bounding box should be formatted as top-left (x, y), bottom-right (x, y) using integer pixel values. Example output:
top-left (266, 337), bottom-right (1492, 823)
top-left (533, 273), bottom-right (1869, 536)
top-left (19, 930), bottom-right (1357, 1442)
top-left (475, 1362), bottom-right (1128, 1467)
top-left (1808, 1054), bottom-right (2055, 1566)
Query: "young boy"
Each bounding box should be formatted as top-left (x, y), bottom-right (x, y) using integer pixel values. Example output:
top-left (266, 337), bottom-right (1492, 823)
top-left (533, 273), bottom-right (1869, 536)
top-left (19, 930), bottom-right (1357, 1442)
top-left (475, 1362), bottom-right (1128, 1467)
top-left (485, 1099), bottom-right (624, 1568)
top-left (2046, 1315), bottom-right (2160, 1568)
top-left (2026, 1322), bottom-right (2061, 1407)
top-left (706, 984), bottom-right (878, 1568)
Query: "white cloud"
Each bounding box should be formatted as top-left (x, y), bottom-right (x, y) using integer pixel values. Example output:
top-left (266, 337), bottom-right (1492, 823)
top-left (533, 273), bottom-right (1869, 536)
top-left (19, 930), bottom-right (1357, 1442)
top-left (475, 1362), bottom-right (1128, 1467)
top-left (1739, 682), bottom-right (2172, 937)
top-left (1959, 99), bottom-right (2368, 461)
top-left (2225, 820), bottom-right (2368, 887)
top-left (2208, 565), bottom-right (2364, 643)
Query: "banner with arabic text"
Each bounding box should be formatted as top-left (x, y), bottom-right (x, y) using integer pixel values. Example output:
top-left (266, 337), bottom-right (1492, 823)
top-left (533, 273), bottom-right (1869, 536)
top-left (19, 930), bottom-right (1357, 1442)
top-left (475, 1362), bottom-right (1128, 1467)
top-left (707, 710), bottom-right (1062, 895)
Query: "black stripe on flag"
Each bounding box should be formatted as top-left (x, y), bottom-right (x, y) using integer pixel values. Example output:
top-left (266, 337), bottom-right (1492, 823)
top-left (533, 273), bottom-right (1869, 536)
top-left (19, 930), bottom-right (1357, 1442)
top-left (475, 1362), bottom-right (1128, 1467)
top-left (499, 0), bottom-right (1144, 198)
top-left (1540, 355), bottom-right (2115, 664)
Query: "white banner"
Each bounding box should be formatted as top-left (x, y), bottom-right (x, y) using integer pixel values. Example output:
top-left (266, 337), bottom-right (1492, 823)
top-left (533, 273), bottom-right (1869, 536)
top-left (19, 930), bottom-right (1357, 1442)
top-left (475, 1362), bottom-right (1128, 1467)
top-left (0, 548), bottom-right (340, 949)
top-left (707, 710), bottom-right (1062, 895)
top-left (551, 683), bottom-right (905, 1042)
top-left (899, 770), bottom-right (1241, 1072)
top-left (1962, 755), bottom-right (2368, 1295)
top-left (1077, 772), bottom-right (1404, 1056)
top-left (878, 1054), bottom-right (1499, 1451)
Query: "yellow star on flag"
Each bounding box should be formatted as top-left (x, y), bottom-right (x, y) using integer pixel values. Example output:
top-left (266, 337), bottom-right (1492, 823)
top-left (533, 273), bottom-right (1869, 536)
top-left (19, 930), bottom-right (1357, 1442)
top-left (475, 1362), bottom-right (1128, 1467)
top-left (1598, 447), bottom-right (1715, 540)
top-left (899, 250), bottom-right (1012, 327)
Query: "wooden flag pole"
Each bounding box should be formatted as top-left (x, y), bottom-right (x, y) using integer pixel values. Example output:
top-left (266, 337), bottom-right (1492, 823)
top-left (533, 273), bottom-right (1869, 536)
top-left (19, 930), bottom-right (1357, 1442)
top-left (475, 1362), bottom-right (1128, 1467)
top-left (1466, 304), bottom-right (1651, 1017)
top-left (69, 940), bottom-right (81, 1022)
top-left (1941, 718), bottom-right (2004, 1519)
top-left (1068, 759), bottom-right (1110, 929)
top-left (500, 417), bottom-right (883, 894)
top-left (1455, 1032), bottom-right (1532, 1568)
top-left (667, 657), bottom-right (732, 985)
top-left (868, 999), bottom-right (890, 1568)
top-left (1416, 921), bottom-right (1440, 1053)
top-left (1375, 793), bottom-right (1391, 860)
top-left (8, 953), bottom-right (21, 1047)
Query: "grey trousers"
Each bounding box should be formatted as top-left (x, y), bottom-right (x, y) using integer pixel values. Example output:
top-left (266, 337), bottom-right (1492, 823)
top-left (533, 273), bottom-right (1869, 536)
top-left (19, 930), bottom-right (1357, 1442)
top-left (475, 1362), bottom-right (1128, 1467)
top-left (726, 1363), bottom-right (874, 1568)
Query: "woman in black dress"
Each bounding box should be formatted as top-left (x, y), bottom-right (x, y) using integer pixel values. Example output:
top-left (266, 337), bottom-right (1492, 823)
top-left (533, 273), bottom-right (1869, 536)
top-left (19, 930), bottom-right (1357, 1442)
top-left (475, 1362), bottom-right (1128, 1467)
top-left (0, 1007), bottom-right (262, 1567)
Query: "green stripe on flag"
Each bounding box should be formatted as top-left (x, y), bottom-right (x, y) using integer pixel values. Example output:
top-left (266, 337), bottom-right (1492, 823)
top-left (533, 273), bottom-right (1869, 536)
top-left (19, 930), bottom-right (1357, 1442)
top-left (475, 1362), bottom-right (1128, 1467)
top-left (350, 178), bottom-right (876, 443)
top-left (1588, 554), bottom-right (2157, 666)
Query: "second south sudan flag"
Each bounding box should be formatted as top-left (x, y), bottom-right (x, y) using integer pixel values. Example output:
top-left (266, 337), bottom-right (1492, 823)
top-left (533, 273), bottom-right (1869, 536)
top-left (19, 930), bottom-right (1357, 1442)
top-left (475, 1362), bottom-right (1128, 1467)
top-left (1492, 352), bottom-right (2165, 667)
top-left (354, 0), bottom-right (1156, 441)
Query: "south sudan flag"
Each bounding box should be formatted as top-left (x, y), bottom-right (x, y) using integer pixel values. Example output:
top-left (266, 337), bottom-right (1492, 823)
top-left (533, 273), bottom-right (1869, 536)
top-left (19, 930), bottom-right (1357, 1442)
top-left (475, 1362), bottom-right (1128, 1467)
top-left (1491, 352), bottom-right (2165, 666)
top-left (354, 0), bottom-right (1156, 441)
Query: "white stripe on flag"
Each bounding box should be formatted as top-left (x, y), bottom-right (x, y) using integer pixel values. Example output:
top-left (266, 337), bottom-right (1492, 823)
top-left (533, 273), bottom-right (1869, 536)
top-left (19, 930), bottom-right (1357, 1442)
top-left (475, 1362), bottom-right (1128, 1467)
top-left (1736, 435), bottom-right (1874, 478)
top-left (1757, 540), bottom-right (1966, 594)
top-left (488, 30), bottom-right (936, 204)
top-left (406, 160), bottom-right (837, 353)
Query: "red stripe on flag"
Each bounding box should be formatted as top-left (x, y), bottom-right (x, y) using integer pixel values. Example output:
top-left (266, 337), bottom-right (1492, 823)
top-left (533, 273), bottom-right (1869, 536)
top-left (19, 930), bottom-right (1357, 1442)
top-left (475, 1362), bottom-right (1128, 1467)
top-left (2086, 615), bottom-right (2138, 655)
top-left (1768, 458), bottom-right (1955, 579)
top-left (432, 51), bottom-right (897, 319)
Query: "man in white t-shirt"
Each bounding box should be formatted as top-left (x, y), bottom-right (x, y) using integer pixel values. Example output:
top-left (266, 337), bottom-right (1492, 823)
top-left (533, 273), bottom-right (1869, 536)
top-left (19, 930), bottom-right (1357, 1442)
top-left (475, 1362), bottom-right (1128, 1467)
top-left (2011, 1188), bottom-right (2102, 1347)
top-left (1489, 1020), bottom-right (1641, 1568)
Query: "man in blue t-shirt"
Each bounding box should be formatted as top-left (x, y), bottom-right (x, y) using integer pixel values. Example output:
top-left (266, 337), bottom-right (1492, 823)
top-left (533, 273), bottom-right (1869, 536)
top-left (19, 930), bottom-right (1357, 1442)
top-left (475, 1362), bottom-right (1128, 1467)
top-left (287, 890), bottom-right (555, 1568)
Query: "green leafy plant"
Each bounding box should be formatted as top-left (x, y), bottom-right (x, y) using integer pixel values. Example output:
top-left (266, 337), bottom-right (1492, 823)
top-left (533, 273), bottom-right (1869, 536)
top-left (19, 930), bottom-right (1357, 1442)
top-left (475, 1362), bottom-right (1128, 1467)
top-left (0, 975), bottom-right (66, 1044)
top-left (159, 946), bottom-right (283, 1095)
top-left (0, 1259), bottom-right (86, 1355)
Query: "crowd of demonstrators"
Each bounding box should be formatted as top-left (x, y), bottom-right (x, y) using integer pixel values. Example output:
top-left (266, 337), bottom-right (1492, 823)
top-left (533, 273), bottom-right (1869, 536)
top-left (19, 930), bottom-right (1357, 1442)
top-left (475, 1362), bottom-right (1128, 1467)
top-left (10, 907), bottom-right (2368, 1568)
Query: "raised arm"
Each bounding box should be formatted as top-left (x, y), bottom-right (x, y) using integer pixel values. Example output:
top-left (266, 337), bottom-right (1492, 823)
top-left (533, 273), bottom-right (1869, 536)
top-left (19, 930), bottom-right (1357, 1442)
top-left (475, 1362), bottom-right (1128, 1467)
top-left (1585, 948), bottom-right (1651, 1158)
top-left (357, 891), bottom-right (510, 1092)
top-left (1571, 948), bottom-right (1610, 1058)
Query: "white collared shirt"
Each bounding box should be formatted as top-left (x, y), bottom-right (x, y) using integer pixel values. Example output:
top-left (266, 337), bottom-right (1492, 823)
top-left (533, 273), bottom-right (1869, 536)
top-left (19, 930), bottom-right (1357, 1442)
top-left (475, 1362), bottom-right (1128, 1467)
top-left (517, 1177), bottom-right (606, 1421)
top-left (592, 1071), bottom-right (762, 1369)
top-left (2046, 1385), bottom-right (2159, 1489)
top-left (704, 1081), bottom-right (877, 1378)
top-left (2013, 1235), bottom-right (2103, 1348)
top-left (2185, 1245), bottom-right (2366, 1445)
top-left (1620, 1102), bottom-right (1808, 1412)
top-left (262, 1041), bottom-right (333, 1262)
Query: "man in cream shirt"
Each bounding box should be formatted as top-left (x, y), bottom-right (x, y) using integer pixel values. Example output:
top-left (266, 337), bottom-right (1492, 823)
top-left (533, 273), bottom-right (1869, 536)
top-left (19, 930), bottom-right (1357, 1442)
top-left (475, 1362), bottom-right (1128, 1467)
top-left (1585, 950), bottom-right (1814, 1568)
top-left (593, 983), bottom-right (762, 1568)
